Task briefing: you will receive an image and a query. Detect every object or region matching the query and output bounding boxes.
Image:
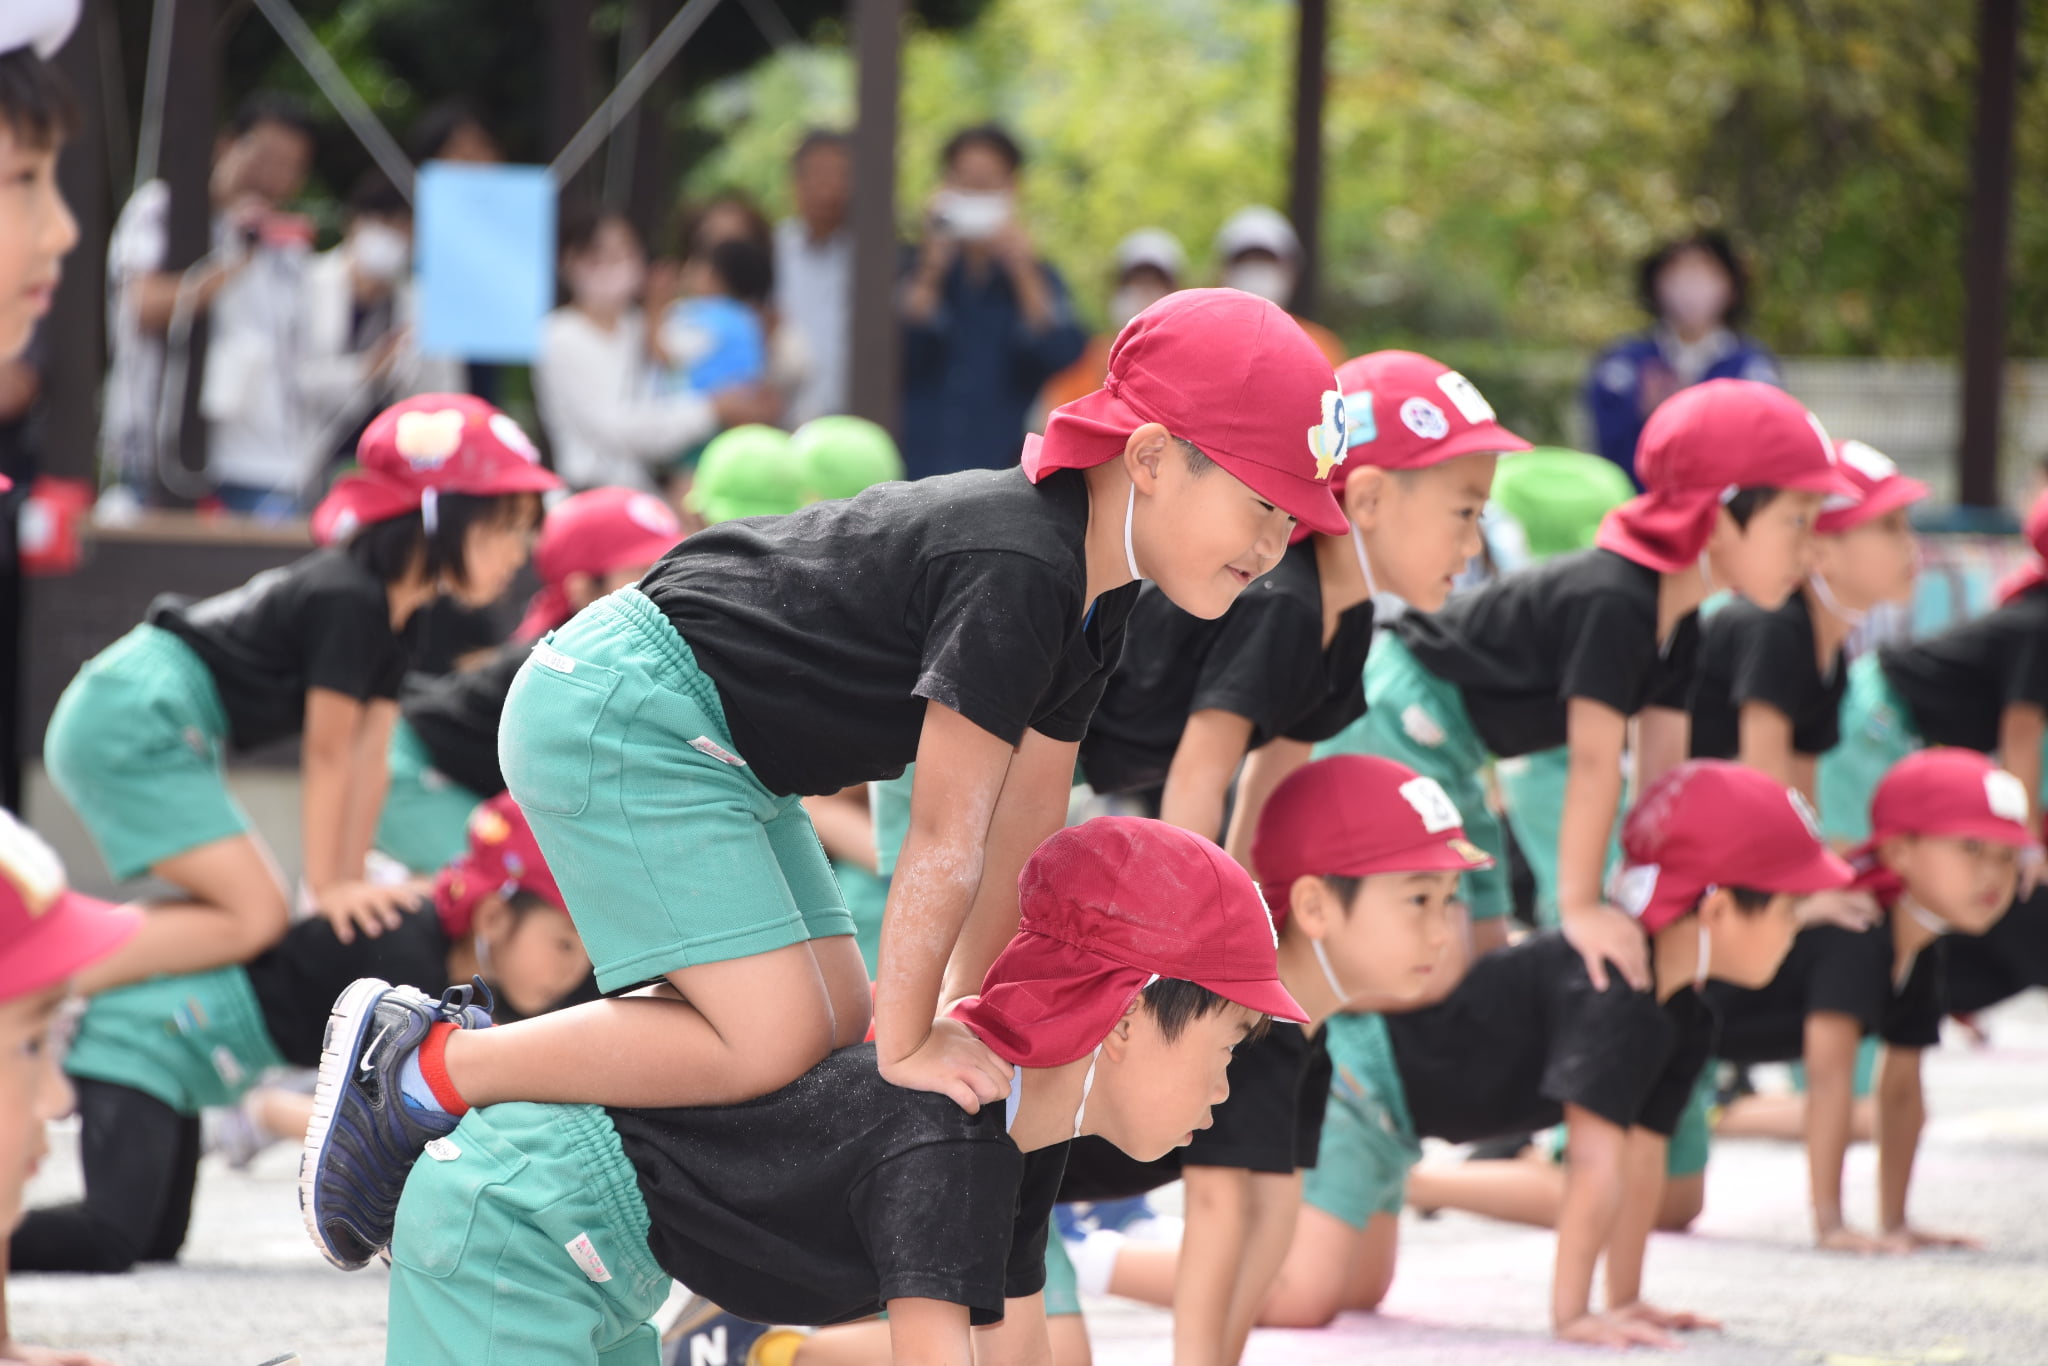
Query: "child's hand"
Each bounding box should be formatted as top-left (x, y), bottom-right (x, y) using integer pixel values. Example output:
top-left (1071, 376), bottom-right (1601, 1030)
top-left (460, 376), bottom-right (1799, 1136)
top-left (1560, 901), bottom-right (1651, 991)
top-left (1796, 889), bottom-right (1883, 933)
top-left (1554, 1311), bottom-right (1674, 1349)
top-left (710, 383), bottom-right (783, 430)
top-left (0, 1340), bottom-right (118, 1366)
top-left (1815, 1224), bottom-right (1892, 1254)
top-left (1877, 1224), bottom-right (1983, 1253)
top-left (312, 878), bottom-right (419, 944)
top-left (879, 1017), bottom-right (1014, 1114)
top-left (1614, 1300), bottom-right (1721, 1332)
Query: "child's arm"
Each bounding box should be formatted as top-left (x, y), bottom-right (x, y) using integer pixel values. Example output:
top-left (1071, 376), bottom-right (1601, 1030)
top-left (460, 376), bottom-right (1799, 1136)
top-left (1173, 1165), bottom-right (1253, 1366)
top-left (338, 698), bottom-right (400, 886)
top-left (1604, 1126), bottom-right (1716, 1335)
top-left (303, 688), bottom-right (414, 943)
top-left (1557, 700), bottom-right (1650, 992)
top-left (0, 1240), bottom-right (115, 1366)
top-left (1552, 1104), bottom-right (1667, 1347)
top-left (1875, 1045), bottom-right (1979, 1251)
top-left (1735, 701), bottom-right (1798, 790)
top-left (882, 1296), bottom-right (974, 1366)
top-left (881, 705), bottom-right (1054, 1110)
top-left (967, 1293), bottom-right (1052, 1366)
top-left (1633, 705), bottom-right (1690, 793)
top-left (1997, 703), bottom-right (2044, 893)
top-left (1803, 1010), bottom-right (1878, 1251)
top-left (1224, 738), bottom-right (1312, 873)
top-left (1158, 710), bottom-right (1255, 845)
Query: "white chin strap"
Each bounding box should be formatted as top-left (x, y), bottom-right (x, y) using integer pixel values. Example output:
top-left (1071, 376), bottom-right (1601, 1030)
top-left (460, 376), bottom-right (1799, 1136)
top-left (1695, 915), bottom-right (1712, 991)
top-left (1805, 571), bottom-right (1867, 627)
top-left (1904, 899), bottom-right (1949, 937)
top-left (421, 487), bottom-right (440, 535)
top-left (1313, 938), bottom-right (1350, 1006)
top-left (1123, 484), bottom-right (1145, 582)
top-left (1698, 548), bottom-right (1713, 595)
top-left (1072, 1048), bottom-right (1100, 1140)
top-left (1349, 522), bottom-right (1380, 600)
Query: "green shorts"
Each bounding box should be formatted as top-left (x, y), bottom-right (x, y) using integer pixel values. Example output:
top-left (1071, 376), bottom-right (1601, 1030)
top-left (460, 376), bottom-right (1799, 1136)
top-left (835, 860), bottom-right (889, 978)
top-left (387, 1102), bottom-right (668, 1366)
top-left (375, 719), bottom-right (488, 875)
top-left (63, 966), bottom-right (285, 1114)
top-left (1495, 746), bottom-right (1624, 929)
top-left (1314, 635), bottom-right (1511, 921)
top-left (1042, 1231), bottom-right (1080, 1317)
top-left (44, 624), bottom-right (246, 882)
top-left (498, 588), bottom-right (852, 992)
top-left (871, 771), bottom-right (914, 879)
top-left (1817, 654), bottom-right (1920, 845)
top-left (1303, 1013), bottom-right (1421, 1228)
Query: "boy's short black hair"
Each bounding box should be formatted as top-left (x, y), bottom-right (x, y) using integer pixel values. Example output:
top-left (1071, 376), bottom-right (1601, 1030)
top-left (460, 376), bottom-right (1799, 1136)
top-left (1141, 977), bottom-right (1268, 1044)
top-left (941, 122), bottom-right (1024, 175)
top-left (230, 92), bottom-right (317, 145)
top-left (1321, 874), bottom-right (1364, 909)
top-left (791, 128), bottom-right (850, 168)
top-left (557, 204), bottom-right (637, 259)
top-left (1719, 885), bottom-right (1775, 913)
top-left (704, 238), bottom-right (773, 307)
top-left (0, 47), bottom-right (77, 150)
top-left (407, 98), bottom-right (493, 163)
top-left (1722, 485), bottom-right (1783, 530)
top-left (1637, 231), bottom-right (1748, 326)
top-left (344, 490), bottom-right (542, 588)
top-left (1176, 438), bottom-right (1215, 475)
top-left (345, 168), bottom-right (408, 220)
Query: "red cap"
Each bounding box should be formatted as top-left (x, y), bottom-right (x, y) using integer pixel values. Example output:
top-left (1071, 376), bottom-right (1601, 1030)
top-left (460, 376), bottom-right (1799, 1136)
top-left (432, 794), bottom-right (567, 938)
top-left (1597, 380), bottom-right (1856, 573)
top-left (1814, 439), bottom-right (1928, 536)
top-left (0, 811), bottom-right (139, 1001)
top-left (1611, 760), bottom-right (1852, 933)
top-left (1997, 486), bottom-right (2048, 605)
top-left (1331, 351), bottom-right (1532, 487)
top-left (1251, 755), bottom-right (1494, 920)
top-left (1022, 289), bottom-right (1348, 536)
top-left (312, 394), bottom-right (563, 546)
top-left (516, 487), bottom-right (683, 639)
top-left (1864, 748), bottom-right (2034, 851)
top-left (949, 818), bottom-right (1308, 1068)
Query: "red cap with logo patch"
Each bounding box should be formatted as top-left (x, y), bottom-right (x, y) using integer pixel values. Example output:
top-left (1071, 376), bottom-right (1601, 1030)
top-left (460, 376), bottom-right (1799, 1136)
top-left (1996, 486), bottom-right (2048, 605)
top-left (1865, 749), bottom-right (2035, 851)
top-left (1814, 439), bottom-right (1928, 536)
top-left (949, 817), bottom-right (1308, 1068)
top-left (312, 393), bottom-right (563, 546)
top-left (1251, 755), bottom-right (1494, 921)
top-left (0, 811), bottom-right (139, 1002)
top-left (515, 487), bottom-right (684, 640)
top-left (1022, 288), bottom-right (1348, 536)
top-left (1331, 351), bottom-right (1532, 488)
top-left (1611, 760), bottom-right (1852, 933)
top-left (1596, 380), bottom-right (1856, 573)
top-left (433, 793), bottom-right (567, 938)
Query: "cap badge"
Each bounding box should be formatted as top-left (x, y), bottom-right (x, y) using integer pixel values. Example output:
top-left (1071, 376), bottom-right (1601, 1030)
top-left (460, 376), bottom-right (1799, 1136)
top-left (1787, 789), bottom-right (1822, 841)
top-left (1342, 390), bottom-right (1378, 450)
top-left (1399, 397), bottom-right (1448, 442)
top-left (0, 814), bottom-right (67, 916)
top-left (1838, 440), bottom-right (1897, 482)
top-left (1985, 770), bottom-right (2029, 824)
top-left (489, 412), bottom-right (541, 464)
top-left (1309, 390), bottom-right (1349, 481)
top-left (1435, 370), bottom-right (1497, 424)
top-left (627, 493), bottom-right (681, 537)
top-left (470, 805), bottom-right (513, 846)
top-left (1610, 863), bottom-right (1660, 919)
top-left (394, 409), bottom-right (467, 469)
top-left (1448, 837), bottom-right (1490, 867)
top-left (1398, 777), bottom-right (1463, 834)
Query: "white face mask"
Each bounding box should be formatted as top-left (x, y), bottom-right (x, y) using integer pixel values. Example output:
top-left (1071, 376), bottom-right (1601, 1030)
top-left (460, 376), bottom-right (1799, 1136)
top-left (571, 259), bottom-right (645, 313)
top-left (350, 223), bottom-right (410, 282)
top-left (1110, 284), bottom-right (1168, 328)
top-left (1657, 265), bottom-right (1732, 333)
top-left (1223, 260), bottom-right (1295, 307)
top-left (934, 189), bottom-right (1013, 242)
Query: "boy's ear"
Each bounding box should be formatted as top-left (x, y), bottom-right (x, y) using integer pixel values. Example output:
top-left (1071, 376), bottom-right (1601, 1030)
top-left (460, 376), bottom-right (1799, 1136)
top-left (1123, 423), bottom-right (1173, 493)
top-left (1098, 997), bottom-right (1144, 1063)
top-left (562, 569), bottom-right (601, 611)
top-left (471, 893), bottom-right (512, 945)
top-left (1343, 467), bottom-right (1387, 530)
top-left (1288, 875), bottom-right (1335, 941)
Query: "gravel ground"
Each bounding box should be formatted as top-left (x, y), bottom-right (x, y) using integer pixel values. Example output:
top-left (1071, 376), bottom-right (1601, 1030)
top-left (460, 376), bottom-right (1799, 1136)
top-left (15, 994), bottom-right (2048, 1366)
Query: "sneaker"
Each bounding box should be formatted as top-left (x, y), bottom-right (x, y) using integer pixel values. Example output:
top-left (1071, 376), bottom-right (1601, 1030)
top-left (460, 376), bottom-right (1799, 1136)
top-left (299, 977), bottom-right (495, 1270)
top-left (663, 1297), bottom-right (782, 1366)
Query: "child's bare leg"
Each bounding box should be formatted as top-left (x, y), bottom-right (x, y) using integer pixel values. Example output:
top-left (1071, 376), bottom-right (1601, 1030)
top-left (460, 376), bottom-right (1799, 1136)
top-left (1410, 1156), bottom-right (1703, 1232)
top-left (75, 835), bottom-right (290, 994)
top-left (1716, 1091), bottom-right (1876, 1143)
top-left (251, 1088), bottom-right (317, 1143)
top-left (807, 934), bottom-right (875, 1048)
top-left (1258, 1208), bottom-right (1397, 1325)
top-left (442, 940), bottom-right (851, 1107)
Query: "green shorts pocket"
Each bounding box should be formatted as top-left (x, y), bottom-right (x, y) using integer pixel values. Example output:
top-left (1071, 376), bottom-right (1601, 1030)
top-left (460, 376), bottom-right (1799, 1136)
top-left (391, 1129), bottom-right (529, 1281)
top-left (501, 644), bottom-right (623, 819)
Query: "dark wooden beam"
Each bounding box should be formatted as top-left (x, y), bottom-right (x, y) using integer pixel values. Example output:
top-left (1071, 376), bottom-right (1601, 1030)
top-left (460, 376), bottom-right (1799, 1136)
top-left (157, 0), bottom-right (217, 501)
top-left (548, 0), bottom-right (599, 208)
top-left (847, 0), bottom-right (903, 433)
top-left (1287, 0), bottom-right (1328, 319)
top-left (1958, 0), bottom-right (2022, 508)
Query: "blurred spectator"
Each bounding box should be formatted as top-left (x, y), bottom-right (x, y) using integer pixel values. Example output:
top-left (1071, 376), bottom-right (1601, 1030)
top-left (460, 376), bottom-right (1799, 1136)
top-left (675, 189), bottom-right (808, 419)
top-left (300, 170), bottom-right (463, 471)
top-left (653, 237), bottom-right (771, 400)
top-left (774, 129), bottom-right (853, 425)
top-left (1213, 205), bottom-right (1345, 366)
top-left (101, 93), bottom-right (317, 513)
top-left (407, 99), bottom-right (503, 165)
top-left (1041, 227), bottom-right (1185, 412)
top-left (899, 123), bottom-right (1084, 479)
top-left (1584, 232), bottom-right (1779, 484)
top-left (535, 208), bottom-right (774, 493)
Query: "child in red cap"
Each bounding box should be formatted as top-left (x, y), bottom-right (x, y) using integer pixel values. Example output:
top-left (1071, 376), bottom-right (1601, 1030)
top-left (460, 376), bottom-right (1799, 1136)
top-left (1820, 482), bottom-right (2048, 848)
top-left (1040, 756), bottom-right (1490, 1364)
top-left (42, 395), bottom-right (558, 994)
top-left (1709, 748), bottom-right (2031, 1254)
top-left (0, 1), bottom-right (77, 369)
top-left (376, 486), bottom-right (684, 874)
top-left (359, 818), bottom-right (1301, 1365)
top-left (1319, 379), bottom-right (1856, 990)
top-left (13, 792), bottom-right (588, 1275)
top-left (301, 287), bottom-right (1351, 1266)
top-left (1693, 438), bottom-right (1927, 795)
top-left (1265, 761), bottom-right (1847, 1347)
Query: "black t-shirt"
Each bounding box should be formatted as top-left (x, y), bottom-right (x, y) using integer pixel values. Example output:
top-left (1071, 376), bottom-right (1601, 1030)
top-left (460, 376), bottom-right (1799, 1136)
top-left (642, 468), bottom-right (1140, 798)
top-left (610, 1043), bottom-right (1067, 1327)
top-left (1708, 913), bottom-right (1946, 1061)
top-left (1879, 588), bottom-right (2048, 751)
top-left (1388, 932), bottom-right (1716, 1141)
top-left (245, 905), bottom-right (451, 1068)
top-left (1690, 591), bottom-right (1846, 761)
top-left (148, 549), bottom-right (408, 751)
top-left (1395, 549), bottom-right (1700, 758)
top-left (400, 640), bottom-right (532, 798)
top-left (1079, 540), bottom-right (1374, 795)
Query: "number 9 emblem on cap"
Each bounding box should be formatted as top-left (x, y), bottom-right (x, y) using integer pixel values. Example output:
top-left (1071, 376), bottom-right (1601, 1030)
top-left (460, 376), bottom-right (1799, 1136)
top-left (1309, 390), bottom-right (1348, 481)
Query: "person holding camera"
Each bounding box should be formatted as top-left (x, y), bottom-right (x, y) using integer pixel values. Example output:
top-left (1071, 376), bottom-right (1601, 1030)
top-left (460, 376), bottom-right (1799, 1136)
top-left (898, 123), bottom-right (1085, 480)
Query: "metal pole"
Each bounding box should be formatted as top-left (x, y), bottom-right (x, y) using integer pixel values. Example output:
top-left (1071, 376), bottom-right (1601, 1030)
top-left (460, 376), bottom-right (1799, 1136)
top-left (548, 0), bottom-right (597, 204)
top-left (847, 0), bottom-right (902, 433)
top-left (247, 0), bottom-right (416, 200)
top-left (159, 0), bottom-right (215, 500)
top-left (45, 0), bottom-right (110, 484)
top-left (549, 0), bottom-right (726, 186)
top-left (1286, 0), bottom-right (1327, 320)
top-left (1958, 0), bottom-right (2021, 509)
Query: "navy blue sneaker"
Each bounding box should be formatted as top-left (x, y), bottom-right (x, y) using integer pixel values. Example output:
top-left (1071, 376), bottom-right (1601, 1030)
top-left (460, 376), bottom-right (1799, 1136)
top-left (299, 977), bottom-right (494, 1270)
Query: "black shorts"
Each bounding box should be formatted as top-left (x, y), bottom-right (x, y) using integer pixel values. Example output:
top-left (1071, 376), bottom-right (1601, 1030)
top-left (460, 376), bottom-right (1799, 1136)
top-left (1056, 1023), bottom-right (1333, 1203)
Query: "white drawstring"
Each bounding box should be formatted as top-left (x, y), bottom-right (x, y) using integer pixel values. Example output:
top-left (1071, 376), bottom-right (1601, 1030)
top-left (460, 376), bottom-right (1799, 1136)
top-left (1072, 1048), bottom-right (1100, 1140)
top-left (1904, 900), bottom-right (1949, 938)
top-left (1805, 571), bottom-right (1867, 627)
top-left (1695, 890), bottom-right (1714, 990)
top-left (422, 487), bottom-right (440, 535)
top-left (1123, 484), bottom-right (1144, 582)
top-left (1349, 522), bottom-right (1380, 600)
top-left (1312, 938), bottom-right (1349, 1006)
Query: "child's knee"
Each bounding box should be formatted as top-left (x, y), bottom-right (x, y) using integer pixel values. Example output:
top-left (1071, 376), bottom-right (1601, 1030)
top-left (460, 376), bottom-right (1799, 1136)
top-left (1657, 1175), bottom-right (1704, 1232)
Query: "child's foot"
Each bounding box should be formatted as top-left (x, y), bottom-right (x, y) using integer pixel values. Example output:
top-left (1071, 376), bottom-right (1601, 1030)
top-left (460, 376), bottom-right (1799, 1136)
top-left (299, 977), bottom-right (495, 1270)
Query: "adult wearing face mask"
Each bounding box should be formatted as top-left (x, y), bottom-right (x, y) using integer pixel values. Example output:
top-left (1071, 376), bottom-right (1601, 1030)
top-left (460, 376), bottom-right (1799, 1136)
top-left (1213, 205), bottom-right (1347, 367)
top-left (1040, 228), bottom-right (1185, 414)
top-left (300, 170), bottom-right (463, 473)
top-left (899, 123), bottom-right (1086, 480)
top-left (535, 208), bottom-right (779, 493)
top-left (1585, 232), bottom-right (1780, 486)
